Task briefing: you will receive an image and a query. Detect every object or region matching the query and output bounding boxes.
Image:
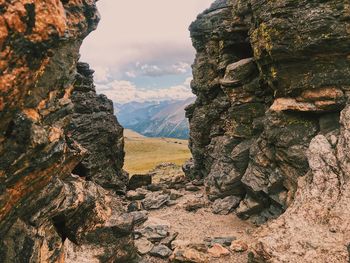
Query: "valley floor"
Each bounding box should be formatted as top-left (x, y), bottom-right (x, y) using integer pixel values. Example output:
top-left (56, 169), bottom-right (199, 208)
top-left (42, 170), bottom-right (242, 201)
top-left (124, 129), bottom-right (191, 175)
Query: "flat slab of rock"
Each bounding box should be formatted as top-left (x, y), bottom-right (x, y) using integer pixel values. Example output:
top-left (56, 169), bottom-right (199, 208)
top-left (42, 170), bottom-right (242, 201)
top-left (170, 247), bottom-right (208, 263)
top-left (126, 188), bottom-right (148, 200)
top-left (150, 244), bottom-right (173, 258)
top-left (204, 236), bottom-right (236, 247)
top-left (135, 238), bottom-right (154, 255)
top-left (136, 217), bottom-right (170, 243)
top-left (142, 192), bottom-right (170, 210)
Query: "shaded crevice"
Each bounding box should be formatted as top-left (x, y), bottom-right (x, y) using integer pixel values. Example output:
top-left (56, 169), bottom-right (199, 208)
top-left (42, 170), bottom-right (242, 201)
top-left (4, 120), bottom-right (15, 138)
top-left (52, 215), bottom-right (68, 242)
top-left (72, 162), bottom-right (88, 178)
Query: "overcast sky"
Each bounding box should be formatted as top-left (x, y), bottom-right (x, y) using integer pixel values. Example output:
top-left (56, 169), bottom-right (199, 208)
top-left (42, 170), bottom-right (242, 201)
top-left (80, 0), bottom-right (213, 104)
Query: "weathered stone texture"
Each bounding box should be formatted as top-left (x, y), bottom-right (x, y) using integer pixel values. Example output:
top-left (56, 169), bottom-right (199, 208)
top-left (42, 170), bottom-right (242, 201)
top-left (188, 0), bottom-right (350, 261)
top-left (0, 1), bottom-right (134, 262)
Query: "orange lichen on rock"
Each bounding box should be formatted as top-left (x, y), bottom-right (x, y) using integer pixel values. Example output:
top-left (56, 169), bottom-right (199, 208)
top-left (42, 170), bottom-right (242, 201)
top-left (29, 0), bottom-right (67, 42)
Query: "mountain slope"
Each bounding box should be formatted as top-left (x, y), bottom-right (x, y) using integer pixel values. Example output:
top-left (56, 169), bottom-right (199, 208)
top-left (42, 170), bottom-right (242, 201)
top-left (116, 97), bottom-right (195, 139)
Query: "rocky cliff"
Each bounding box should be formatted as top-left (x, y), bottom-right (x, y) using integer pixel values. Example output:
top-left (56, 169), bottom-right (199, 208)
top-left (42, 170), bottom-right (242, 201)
top-left (0, 1), bottom-right (135, 262)
top-left (187, 0), bottom-right (350, 261)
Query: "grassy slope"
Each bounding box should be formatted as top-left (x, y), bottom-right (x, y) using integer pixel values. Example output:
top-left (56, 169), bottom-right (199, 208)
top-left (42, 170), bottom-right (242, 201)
top-left (124, 129), bottom-right (191, 175)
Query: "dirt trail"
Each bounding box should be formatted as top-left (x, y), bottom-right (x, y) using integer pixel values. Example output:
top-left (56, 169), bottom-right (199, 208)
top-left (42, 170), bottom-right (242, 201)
top-left (134, 180), bottom-right (257, 263)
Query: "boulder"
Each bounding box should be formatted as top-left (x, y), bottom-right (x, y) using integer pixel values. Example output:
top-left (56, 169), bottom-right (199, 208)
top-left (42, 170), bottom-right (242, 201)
top-left (129, 174), bottom-right (152, 190)
top-left (149, 244), bottom-right (173, 258)
top-left (212, 196), bottom-right (242, 215)
top-left (142, 192), bottom-right (170, 210)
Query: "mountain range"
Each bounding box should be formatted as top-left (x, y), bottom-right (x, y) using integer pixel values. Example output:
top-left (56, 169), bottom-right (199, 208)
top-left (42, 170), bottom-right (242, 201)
top-left (115, 97), bottom-right (195, 139)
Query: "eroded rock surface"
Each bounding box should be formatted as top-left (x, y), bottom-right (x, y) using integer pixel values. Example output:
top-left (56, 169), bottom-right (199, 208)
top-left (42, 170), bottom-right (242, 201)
top-left (188, 0), bottom-right (350, 261)
top-left (0, 1), bottom-right (135, 262)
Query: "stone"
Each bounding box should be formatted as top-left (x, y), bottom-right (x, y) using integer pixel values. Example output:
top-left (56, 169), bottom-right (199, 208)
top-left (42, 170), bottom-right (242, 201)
top-left (182, 158), bottom-right (197, 179)
top-left (187, 0), bottom-right (350, 227)
top-left (236, 196), bottom-right (264, 220)
top-left (0, 1), bottom-right (137, 261)
top-left (230, 240), bottom-right (248, 252)
top-left (192, 179), bottom-right (204, 186)
top-left (127, 201), bottom-right (143, 212)
top-left (136, 217), bottom-right (170, 243)
top-left (220, 58), bottom-right (257, 87)
top-left (185, 183), bottom-right (201, 192)
top-left (126, 188), bottom-right (148, 200)
top-left (169, 190), bottom-right (184, 200)
top-left (161, 232), bottom-right (179, 247)
top-left (135, 238), bottom-right (154, 255)
top-left (184, 199), bottom-right (207, 212)
top-left (150, 244), bottom-right (173, 258)
top-left (212, 196), bottom-right (242, 215)
top-left (207, 243), bottom-right (230, 258)
top-left (68, 63), bottom-right (127, 194)
top-left (142, 192), bottom-right (170, 210)
top-left (166, 200), bottom-right (178, 207)
top-left (204, 236), bottom-right (236, 247)
top-left (171, 240), bottom-right (191, 250)
top-left (147, 183), bottom-right (166, 192)
top-left (170, 248), bottom-right (208, 263)
top-left (128, 174), bottom-right (152, 190)
top-left (129, 211), bottom-right (148, 226)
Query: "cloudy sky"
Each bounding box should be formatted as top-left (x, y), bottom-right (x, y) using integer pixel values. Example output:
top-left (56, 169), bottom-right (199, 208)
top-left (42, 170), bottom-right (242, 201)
top-left (80, 0), bottom-right (213, 104)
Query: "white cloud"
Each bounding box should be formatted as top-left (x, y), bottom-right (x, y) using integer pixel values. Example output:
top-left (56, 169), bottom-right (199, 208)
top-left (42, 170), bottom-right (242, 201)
top-left (80, 0), bottom-right (213, 71)
top-left (96, 78), bottom-right (194, 104)
top-left (124, 62), bottom-right (191, 78)
top-left (93, 66), bottom-right (110, 83)
top-left (125, 71), bottom-right (136, 78)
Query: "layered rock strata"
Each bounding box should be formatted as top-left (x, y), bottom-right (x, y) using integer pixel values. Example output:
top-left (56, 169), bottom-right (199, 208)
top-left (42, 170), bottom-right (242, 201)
top-left (188, 0), bottom-right (350, 260)
top-left (0, 1), bottom-right (135, 262)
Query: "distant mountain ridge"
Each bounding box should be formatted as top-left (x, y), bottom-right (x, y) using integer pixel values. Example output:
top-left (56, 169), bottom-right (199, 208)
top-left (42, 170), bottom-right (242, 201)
top-left (115, 97), bottom-right (195, 139)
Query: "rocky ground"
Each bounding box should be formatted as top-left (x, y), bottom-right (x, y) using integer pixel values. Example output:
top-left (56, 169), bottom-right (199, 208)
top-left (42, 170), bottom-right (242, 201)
top-left (126, 163), bottom-right (256, 262)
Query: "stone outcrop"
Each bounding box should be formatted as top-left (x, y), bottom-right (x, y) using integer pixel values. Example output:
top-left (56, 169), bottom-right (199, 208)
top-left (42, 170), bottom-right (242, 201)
top-left (188, 0), bottom-right (350, 261)
top-left (0, 1), bottom-right (135, 262)
top-left (68, 62), bottom-right (127, 193)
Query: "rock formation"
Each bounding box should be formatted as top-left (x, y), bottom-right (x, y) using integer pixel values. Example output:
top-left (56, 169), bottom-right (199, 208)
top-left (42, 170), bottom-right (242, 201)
top-left (68, 62), bottom-right (127, 193)
top-left (0, 1), bottom-right (135, 262)
top-left (187, 0), bottom-right (350, 261)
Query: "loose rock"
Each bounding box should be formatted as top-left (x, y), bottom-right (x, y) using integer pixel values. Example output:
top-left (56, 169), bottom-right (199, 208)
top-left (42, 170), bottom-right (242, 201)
top-left (150, 244), bottom-right (173, 258)
top-left (142, 192), bottom-right (170, 210)
top-left (207, 243), bottom-right (230, 258)
top-left (212, 196), bottom-right (241, 215)
top-left (204, 236), bottom-right (236, 247)
top-left (230, 240), bottom-right (248, 252)
top-left (129, 174), bottom-right (152, 190)
top-left (135, 238), bottom-right (154, 255)
top-left (184, 199), bottom-right (207, 212)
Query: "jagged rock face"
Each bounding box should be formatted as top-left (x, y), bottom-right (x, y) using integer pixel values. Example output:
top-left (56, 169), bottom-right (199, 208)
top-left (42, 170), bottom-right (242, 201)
top-left (68, 62), bottom-right (127, 193)
top-left (188, 0), bottom-right (348, 219)
top-left (0, 1), bottom-right (135, 262)
top-left (189, 0), bottom-right (350, 261)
